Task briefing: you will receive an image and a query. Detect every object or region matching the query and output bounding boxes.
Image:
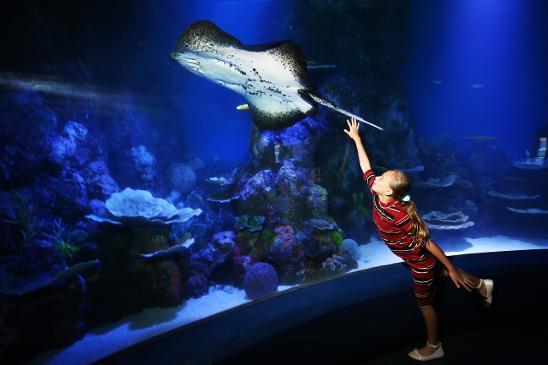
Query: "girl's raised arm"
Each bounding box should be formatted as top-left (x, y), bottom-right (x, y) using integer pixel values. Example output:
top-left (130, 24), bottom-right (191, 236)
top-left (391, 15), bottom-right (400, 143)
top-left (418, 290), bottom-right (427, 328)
top-left (343, 117), bottom-right (372, 173)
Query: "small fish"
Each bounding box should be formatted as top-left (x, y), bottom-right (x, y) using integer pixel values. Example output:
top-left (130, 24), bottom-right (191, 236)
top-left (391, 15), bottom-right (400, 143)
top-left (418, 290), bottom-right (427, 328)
top-left (470, 83), bottom-right (485, 88)
top-left (431, 79), bottom-right (443, 85)
top-left (504, 176), bottom-right (528, 182)
top-left (135, 239), bottom-right (194, 262)
top-left (307, 64), bottom-right (337, 70)
top-left (462, 136), bottom-right (498, 141)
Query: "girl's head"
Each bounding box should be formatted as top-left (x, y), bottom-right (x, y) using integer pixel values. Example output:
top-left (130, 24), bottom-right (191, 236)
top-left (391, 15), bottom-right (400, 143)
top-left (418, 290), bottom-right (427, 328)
top-left (374, 169), bottom-right (430, 246)
top-left (371, 169), bottom-right (410, 199)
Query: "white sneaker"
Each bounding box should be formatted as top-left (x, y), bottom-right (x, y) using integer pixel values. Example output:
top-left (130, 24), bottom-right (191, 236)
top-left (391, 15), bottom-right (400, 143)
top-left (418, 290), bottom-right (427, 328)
top-left (480, 279), bottom-right (494, 306)
top-left (408, 341), bottom-right (444, 361)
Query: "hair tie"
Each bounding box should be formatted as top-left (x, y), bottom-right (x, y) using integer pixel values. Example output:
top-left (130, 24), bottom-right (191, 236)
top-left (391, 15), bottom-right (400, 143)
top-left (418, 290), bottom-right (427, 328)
top-left (402, 194), bottom-right (411, 202)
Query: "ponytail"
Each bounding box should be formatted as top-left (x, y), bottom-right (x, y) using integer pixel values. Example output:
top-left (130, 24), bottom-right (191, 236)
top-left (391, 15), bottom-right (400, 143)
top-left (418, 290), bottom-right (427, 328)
top-left (400, 200), bottom-right (430, 247)
top-left (389, 169), bottom-right (430, 247)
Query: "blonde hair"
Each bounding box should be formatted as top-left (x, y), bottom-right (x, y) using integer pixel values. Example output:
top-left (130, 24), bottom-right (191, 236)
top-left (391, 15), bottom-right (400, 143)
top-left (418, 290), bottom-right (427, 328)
top-left (388, 170), bottom-right (430, 247)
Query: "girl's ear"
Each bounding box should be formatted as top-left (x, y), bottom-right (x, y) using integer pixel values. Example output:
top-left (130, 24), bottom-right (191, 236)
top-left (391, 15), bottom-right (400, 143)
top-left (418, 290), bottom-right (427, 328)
top-left (385, 188), bottom-right (393, 196)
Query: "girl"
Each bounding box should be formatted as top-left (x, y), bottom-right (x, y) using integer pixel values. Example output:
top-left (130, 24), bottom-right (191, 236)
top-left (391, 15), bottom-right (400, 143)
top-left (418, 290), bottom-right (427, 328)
top-left (343, 117), bottom-right (494, 361)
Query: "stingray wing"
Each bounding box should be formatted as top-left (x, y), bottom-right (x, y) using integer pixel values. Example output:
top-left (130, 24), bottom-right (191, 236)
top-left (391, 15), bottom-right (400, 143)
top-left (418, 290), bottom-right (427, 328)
top-left (241, 41), bottom-right (315, 129)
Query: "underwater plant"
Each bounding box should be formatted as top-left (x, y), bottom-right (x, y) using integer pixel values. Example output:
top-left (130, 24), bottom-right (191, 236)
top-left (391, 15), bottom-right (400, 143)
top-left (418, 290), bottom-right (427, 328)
top-left (307, 218), bottom-right (336, 231)
top-left (331, 231), bottom-right (344, 247)
top-left (7, 191), bottom-right (42, 248)
top-left (54, 239), bottom-right (80, 257)
top-left (43, 217), bottom-right (81, 257)
top-left (352, 192), bottom-right (370, 220)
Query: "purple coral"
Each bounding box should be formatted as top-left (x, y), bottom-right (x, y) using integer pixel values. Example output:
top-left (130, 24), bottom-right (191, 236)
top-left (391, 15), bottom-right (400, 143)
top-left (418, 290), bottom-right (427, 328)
top-left (243, 262), bottom-right (279, 299)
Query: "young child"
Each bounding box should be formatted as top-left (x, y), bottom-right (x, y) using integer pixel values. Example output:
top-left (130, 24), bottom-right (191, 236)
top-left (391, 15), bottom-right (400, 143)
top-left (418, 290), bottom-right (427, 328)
top-left (343, 117), bottom-right (494, 361)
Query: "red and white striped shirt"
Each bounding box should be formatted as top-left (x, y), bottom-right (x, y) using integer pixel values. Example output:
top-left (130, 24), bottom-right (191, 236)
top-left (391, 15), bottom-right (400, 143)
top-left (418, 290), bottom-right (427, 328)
top-left (363, 169), bottom-right (436, 271)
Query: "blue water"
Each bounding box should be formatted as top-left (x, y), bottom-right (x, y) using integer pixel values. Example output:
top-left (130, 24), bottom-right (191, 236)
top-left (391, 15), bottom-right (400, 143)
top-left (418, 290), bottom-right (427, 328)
top-left (1, 1), bottom-right (547, 364)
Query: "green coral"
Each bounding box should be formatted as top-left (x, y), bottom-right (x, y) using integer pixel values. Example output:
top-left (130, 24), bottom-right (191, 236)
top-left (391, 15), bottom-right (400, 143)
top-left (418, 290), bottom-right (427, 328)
top-left (352, 192), bottom-right (370, 220)
top-left (235, 215), bottom-right (265, 232)
top-left (259, 227), bottom-right (275, 243)
top-left (54, 239), bottom-right (80, 257)
top-left (331, 231), bottom-right (344, 247)
top-left (43, 217), bottom-right (82, 257)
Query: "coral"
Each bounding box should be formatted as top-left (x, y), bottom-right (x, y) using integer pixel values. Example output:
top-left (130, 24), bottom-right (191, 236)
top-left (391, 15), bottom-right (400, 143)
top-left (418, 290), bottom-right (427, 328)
top-left (168, 163), bottom-right (196, 194)
top-left (7, 191), bottom-right (42, 248)
top-left (183, 272), bottom-right (209, 298)
top-left (307, 218), bottom-right (335, 230)
top-left (273, 225), bottom-right (295, 246)
top-left (423, 210), bottom-right (475, 230)
top-left (307, 184), bottom-right (328, 217)
top-left (259, 228), bottom-right (275, 243)
top-left (352, 192), bottom-right (370, 220)
top-left (86, 187), bottom-right (202, 226)
top-left (331, 231), bottom-right (344, 247)
top-left (234, 215), bottom-right (265, 232)
top-left (42, 218), bottom-right (82, 258)
top-left (54, 240), bottom-right (80, 257)
top-left (243, 262), bottom-right (279, 299)
top-left (320, 255), bottom-right (358, 276)
top-left (49, 121), bottom-right (88, 163)
top-left (340, 239), bottom-right (361, 260)
top-left (130, 145), bottom-right (157, 183)
top-left (83, 160), bottom-right (119, 199)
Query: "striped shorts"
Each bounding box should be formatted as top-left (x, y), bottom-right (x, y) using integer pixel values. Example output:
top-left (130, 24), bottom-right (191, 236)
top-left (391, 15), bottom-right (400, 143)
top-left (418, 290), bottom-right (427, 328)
top-left (410, 259), bottom-right (445, 307)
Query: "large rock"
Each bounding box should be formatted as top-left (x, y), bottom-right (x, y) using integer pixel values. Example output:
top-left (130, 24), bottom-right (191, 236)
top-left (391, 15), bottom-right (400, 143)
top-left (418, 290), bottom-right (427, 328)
top-left (249, 116), bottom-right (322, 170)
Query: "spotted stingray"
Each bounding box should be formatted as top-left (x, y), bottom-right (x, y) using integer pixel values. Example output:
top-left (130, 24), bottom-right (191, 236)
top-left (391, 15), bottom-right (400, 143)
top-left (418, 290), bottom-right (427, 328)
top-left (170, 20), bottom-right (383, 131)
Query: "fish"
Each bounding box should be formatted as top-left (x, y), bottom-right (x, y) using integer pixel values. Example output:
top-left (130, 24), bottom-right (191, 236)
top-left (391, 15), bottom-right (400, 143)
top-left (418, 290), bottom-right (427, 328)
top-left (306, 61), bottom-right (337, 70)
top-left (462, 136), bottom-right (498, 141)
top-left (0, 259), bottom-right (99, 296)
top-left (170, 20), bottom-right (383, 131)
top-left (504, 176), bottom-right (527, 182)
top-left (134, 238), bottom-right (194, 262)
top-left (470, 83), bottom-right (485, 88)
top-left (431, 79), bottom-right (443, 85)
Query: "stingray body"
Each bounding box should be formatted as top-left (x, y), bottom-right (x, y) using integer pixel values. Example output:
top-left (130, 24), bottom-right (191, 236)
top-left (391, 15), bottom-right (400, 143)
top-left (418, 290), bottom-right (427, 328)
top-left (170, 20), bottom-right (382, 131)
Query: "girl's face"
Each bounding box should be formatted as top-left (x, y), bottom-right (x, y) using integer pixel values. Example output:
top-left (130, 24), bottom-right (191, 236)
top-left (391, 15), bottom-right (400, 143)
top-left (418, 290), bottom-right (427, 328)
top-left (372, 170), bottom-right (395, 197)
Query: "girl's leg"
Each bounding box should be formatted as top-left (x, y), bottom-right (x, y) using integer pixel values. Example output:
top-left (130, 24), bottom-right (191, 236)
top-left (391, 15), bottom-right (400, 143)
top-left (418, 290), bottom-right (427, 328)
top-left (416, 304), bottom-right (440, 356)
top-left (442, 267), bottom-right (487, 298)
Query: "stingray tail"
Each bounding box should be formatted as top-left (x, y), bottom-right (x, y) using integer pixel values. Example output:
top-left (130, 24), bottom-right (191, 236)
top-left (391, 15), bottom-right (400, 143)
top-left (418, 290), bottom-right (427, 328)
top-left (301, 91), bottom-right (384, 131)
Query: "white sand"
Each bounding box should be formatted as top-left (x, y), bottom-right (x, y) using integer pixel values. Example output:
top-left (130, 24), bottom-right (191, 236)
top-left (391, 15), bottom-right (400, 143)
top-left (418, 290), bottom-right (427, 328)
top-left (27, 235), bottom-right (547, 365)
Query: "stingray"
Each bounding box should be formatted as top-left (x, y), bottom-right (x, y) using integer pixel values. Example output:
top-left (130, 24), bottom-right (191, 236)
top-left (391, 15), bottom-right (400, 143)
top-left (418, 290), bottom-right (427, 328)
top-left (170, 20), bottom-right (383, 131)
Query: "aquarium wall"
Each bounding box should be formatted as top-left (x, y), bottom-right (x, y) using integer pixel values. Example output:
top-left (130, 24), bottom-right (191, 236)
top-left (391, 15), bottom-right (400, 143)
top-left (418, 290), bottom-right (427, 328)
top-left (1, 0), bottom-right (547, 364)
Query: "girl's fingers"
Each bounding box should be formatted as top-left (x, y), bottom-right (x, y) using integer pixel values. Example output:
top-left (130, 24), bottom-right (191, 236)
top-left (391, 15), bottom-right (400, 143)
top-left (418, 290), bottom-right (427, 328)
top-left (461, 278), bottom-right (472, 291)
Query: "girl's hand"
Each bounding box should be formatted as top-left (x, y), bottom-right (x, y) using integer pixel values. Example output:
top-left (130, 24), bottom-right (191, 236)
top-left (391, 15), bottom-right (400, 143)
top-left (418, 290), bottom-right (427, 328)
top-left (448, 267), bottom-right (475, 292)
top-left (343, 117), bottom-right (361, 141)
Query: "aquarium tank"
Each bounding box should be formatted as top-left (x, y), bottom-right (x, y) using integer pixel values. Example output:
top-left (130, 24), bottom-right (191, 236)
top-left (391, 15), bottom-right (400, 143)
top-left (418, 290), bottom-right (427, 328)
top-left (1, 0), bottom-right (547, 364)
